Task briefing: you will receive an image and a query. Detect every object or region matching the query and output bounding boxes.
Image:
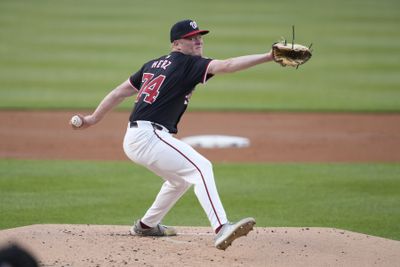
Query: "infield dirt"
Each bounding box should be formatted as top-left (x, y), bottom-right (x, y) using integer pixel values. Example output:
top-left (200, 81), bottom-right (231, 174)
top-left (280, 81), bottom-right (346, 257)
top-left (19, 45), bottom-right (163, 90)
top-left (1, 111), bottom-right (400, 162)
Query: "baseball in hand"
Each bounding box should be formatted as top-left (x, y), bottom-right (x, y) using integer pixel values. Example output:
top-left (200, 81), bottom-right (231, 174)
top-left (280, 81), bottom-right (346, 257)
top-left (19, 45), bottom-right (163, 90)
top-left (70, 115), bottom-right (83, 128)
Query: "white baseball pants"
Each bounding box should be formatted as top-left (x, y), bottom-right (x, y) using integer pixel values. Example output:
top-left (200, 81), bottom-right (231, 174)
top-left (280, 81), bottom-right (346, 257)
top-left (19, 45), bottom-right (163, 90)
top-left (123, 121), bottom-right (228, 231)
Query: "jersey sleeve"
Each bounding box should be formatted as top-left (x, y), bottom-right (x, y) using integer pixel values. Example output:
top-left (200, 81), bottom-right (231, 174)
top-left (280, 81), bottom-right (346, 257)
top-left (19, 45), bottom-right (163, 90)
top-left (186, 56), bottom-right (214, 85)
top-left (203, 60), bottom-right (214, 83)
top-left (129, 65), bottom-right (144, 90)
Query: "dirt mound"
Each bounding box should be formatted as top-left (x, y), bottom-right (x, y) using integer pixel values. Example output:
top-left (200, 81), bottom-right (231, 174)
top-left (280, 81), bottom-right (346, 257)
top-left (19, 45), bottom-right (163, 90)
top-left (0, 224), bottom-right (399, 267)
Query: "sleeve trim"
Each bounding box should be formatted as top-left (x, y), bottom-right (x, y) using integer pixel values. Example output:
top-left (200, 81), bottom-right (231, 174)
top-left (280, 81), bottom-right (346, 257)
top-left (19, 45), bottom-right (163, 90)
top-left (128, 78), bottom-right (140, 92)
top-left (202, 60), bottom-right (213, 84)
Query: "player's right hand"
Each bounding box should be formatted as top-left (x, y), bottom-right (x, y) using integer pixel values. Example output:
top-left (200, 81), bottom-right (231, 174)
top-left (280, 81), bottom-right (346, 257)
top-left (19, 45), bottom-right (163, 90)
top-left (70, 114), bottom-right (94, 130)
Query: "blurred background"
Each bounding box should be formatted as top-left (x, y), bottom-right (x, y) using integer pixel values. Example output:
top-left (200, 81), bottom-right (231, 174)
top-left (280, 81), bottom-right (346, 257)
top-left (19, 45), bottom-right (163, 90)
top-left (1, 0), bottom-right (399, 112)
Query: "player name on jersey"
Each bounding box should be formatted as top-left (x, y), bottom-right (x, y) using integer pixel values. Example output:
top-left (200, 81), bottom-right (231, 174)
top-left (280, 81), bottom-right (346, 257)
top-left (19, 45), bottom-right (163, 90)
top-left (151, 60), bottom-right (172, 70)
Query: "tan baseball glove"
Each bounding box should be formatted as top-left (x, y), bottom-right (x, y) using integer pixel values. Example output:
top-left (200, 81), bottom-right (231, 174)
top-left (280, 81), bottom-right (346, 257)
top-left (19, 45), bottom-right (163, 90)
top-left (272, 41), bottom-right (312, 68)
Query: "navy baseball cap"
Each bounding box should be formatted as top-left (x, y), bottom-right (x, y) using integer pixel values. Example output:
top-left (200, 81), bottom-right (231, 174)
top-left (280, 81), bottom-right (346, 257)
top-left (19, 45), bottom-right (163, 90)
top-left (170, 19), bottom-right (209, 42)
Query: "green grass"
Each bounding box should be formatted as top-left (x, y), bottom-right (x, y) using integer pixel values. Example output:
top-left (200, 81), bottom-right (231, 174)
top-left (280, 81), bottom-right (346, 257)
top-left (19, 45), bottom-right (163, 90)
top-left (1, 0), bottom-right (400, 111)
top-left (1, 159), bottom-right (399, 240)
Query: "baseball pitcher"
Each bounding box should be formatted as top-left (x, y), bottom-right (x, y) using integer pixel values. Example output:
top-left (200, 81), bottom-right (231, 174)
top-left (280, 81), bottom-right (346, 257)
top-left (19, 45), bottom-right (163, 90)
top-left (70, 19), bottom-right (310, 250)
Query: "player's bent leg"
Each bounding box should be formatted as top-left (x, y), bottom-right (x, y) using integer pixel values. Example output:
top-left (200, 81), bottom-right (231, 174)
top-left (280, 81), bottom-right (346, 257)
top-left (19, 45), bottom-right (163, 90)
top-left (140, 180), bottom-right (191, 227)
top-left (190, 157), bottom-right (228, 231)
top-left (150, 131), bottom-right (228, 231)
top-left (123, 127), bottom-right (228, 233)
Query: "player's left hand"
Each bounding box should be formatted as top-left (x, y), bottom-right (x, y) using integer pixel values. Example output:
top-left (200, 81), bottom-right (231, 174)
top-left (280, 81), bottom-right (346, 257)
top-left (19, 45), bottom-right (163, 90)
top-left (272, 42), bottom-right (312, 68)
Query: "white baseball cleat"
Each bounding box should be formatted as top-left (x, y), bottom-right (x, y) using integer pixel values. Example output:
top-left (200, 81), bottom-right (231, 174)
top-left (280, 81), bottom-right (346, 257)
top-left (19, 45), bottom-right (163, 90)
top-left (214, 217), bottom-right (256, 250)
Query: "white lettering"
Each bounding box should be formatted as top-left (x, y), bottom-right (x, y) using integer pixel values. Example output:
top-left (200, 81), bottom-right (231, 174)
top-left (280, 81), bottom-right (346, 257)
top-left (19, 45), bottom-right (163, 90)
top-left (156, 60), bottom-right (163, 68)
top-left (151, 60), bottom-right (172, 70)
top-left (160, 60), bottom-right (171, 70)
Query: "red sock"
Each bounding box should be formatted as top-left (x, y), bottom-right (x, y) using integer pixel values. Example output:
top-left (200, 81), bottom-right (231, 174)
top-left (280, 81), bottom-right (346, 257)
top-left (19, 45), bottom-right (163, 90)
top-left (140, 221), bottom-right (151, 229)
top-left (215, 225), bottom-right (223, 234)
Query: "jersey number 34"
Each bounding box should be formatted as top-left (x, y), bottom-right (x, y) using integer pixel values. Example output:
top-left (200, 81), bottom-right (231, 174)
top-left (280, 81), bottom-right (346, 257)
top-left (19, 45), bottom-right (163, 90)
top-left (136, 73), bottom-right (166, 104)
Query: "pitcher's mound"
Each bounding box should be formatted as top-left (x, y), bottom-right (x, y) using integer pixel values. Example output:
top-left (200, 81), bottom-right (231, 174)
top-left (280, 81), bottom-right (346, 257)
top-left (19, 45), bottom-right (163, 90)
top-left (0, 224), bottom-right (399, 267)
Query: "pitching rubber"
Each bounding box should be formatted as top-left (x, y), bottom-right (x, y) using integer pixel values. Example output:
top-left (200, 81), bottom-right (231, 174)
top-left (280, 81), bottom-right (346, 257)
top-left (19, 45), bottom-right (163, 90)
top-left (215, 218), bottom-right (256, 250)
